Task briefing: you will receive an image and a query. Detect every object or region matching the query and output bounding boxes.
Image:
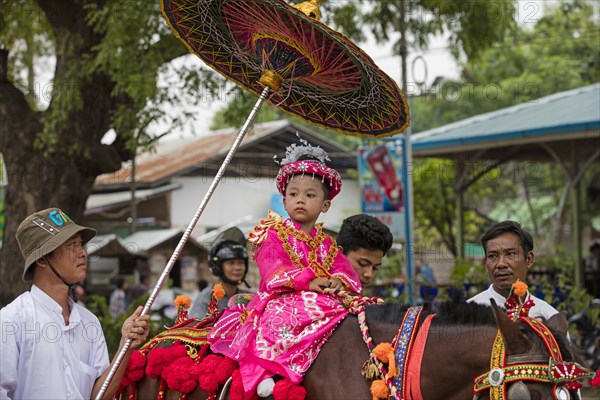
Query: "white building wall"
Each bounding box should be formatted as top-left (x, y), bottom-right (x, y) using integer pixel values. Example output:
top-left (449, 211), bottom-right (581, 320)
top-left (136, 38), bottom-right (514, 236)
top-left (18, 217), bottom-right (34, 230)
top-left (170, 176), bottom-right (361, 237)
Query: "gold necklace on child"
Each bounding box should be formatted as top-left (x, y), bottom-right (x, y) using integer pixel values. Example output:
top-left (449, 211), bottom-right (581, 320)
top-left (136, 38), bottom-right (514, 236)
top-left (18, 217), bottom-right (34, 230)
top-left (275, 222), bottom-right (337, 277)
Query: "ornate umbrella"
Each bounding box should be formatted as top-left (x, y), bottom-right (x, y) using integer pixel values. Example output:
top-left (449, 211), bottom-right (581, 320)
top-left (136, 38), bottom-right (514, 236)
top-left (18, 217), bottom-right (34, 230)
top-left (97, 1), bottom-right (408, 396)
top-left (161, 0), bottom-right (408, 136)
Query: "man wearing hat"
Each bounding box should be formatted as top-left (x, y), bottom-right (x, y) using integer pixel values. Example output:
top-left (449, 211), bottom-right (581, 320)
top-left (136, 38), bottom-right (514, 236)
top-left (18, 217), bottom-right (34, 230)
top-left (0, 208), bottom-right (150, 399)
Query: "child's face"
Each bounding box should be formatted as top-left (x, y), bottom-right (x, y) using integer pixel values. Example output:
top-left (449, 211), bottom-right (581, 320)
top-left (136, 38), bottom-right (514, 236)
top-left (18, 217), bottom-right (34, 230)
top-left (283, 175), bottom-right (331, 231)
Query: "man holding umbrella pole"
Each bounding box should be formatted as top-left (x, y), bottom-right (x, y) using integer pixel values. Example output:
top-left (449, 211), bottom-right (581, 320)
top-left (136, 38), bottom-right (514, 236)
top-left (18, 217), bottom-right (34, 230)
top-left (0, 208), bottom-right (149, 399)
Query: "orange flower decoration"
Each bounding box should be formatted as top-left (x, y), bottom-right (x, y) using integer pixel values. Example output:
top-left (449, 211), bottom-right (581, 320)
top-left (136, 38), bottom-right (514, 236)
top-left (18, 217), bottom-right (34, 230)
top-left (174, 295), bottom-right (191, 309)
top-left (512, 280), bottom-right (528, 297)
top-left (213, 283), bottom-right (225, 301)
top-left (373, 342), bottom-right (393, 363)
top-left (370, 379), bottom-right (390, 399)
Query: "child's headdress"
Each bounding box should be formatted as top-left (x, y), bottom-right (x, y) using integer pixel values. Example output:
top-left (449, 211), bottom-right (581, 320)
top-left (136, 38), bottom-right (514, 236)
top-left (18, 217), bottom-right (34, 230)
top-left (275, 134), bottom-right (342, 200)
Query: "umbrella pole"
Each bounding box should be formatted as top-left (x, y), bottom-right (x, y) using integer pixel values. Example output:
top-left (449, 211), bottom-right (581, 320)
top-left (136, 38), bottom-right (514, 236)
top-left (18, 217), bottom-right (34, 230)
top-left (94, 85), bottom-right (271, 399)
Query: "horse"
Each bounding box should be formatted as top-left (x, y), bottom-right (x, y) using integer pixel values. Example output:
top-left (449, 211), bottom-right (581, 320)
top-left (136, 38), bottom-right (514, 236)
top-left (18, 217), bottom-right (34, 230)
top-left (123, 300), bottom-right (587, 400)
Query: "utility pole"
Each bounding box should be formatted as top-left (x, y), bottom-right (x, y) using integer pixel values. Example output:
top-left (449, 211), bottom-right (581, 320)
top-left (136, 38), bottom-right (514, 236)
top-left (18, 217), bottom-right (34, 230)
top-left (130, 154), bottom-right (137, 235)
top-left (399, 0), bottom-right (415, 304)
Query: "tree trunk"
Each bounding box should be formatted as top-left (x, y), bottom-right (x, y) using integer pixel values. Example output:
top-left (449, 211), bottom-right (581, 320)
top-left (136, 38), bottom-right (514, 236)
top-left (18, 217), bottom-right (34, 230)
top-left (0, 1), bottom-right (130, 306)
top-left (0, 45), bottom-right (103, 305)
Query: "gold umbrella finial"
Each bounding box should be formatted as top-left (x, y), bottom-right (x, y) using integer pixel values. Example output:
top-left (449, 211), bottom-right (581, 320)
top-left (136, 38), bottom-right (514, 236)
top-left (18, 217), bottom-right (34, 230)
top-left (294, 0), bottom-right (323, 21)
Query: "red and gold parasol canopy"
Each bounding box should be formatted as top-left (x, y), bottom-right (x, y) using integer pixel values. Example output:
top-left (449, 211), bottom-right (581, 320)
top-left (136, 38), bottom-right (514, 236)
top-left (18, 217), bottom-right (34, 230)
top-left (160, 0), bottom-right (409, 137)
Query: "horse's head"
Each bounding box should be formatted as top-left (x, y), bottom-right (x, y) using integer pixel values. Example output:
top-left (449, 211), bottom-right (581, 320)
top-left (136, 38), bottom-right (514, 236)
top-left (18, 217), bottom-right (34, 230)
top-left (473, 299), bottom-right (596, 400)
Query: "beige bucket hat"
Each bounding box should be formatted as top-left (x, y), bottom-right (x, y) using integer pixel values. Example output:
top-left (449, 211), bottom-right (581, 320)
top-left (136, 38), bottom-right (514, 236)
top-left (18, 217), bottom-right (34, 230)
top-left (16, 208), bottom-right (96, 281)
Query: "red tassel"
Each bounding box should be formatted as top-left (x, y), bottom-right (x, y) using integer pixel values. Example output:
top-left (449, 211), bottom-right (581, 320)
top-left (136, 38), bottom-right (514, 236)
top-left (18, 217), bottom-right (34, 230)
top-left (166, 356), bottom-right (200, 394)
top-left (273, 379), bottom-right (306, 400)
top-left (127, 350), bottom-right (147, 382)
top-left (590, 370), bottom-right (600, 387)
top-left (145, 343), bottom-right (187, 379)
top-left (229, 370), bottom-right (246, 400)
top-left (127, 383), bottom-right (136, 400)
top-left (213, 357), bottom-right (237, 384)
top-left (157, 379), bottom-right (167, 400)
top-left (197, 355), bottom-right (224, 393)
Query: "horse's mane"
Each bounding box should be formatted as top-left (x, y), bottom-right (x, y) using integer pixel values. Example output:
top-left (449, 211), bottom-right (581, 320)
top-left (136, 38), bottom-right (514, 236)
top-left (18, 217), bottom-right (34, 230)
top-left (433, 301), bottom-right (498, 326)
top-left (364, 302), bottom-right (420, 325)
top-left (364, 300), bottom-right (576, 362)
top-left (364, 300), bottom-right (496, 326)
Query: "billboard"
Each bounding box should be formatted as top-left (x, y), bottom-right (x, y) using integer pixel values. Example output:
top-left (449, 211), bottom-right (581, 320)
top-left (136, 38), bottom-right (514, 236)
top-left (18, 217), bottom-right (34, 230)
top-left (358, 139), bottom-right (407, 239)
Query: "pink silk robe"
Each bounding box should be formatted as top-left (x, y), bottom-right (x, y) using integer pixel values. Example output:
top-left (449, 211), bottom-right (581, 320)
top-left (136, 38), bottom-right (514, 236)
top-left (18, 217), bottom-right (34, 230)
top-left (208, 216), bottom-right (361, 395)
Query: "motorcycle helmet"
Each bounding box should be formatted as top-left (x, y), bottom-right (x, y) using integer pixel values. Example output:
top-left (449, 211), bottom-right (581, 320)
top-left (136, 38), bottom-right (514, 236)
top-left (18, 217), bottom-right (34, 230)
top-left (209, 227), bottom-right (249, 287)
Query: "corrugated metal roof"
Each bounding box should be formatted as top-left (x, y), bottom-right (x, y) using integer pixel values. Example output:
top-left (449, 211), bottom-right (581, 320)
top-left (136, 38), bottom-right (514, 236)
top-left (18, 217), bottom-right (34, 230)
top-left (95, 120), bottom-right (355, 189)
top-left (85, 183), bottom-right (181, 215)
top-left (86, 234), bottom-right (132, 257)
top-left (195, 215), bottom-right (257, 244)
top-left (412, 83), bottom-right (600, 154)
top-left (123, 228), bottom-right (207, 254)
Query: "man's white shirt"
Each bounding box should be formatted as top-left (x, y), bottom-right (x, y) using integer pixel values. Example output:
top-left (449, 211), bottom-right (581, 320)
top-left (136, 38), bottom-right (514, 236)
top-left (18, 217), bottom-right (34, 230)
top-left (468, 284), bottom-right (559, 321)
top-left (1, 285), bottom-right (109, 400)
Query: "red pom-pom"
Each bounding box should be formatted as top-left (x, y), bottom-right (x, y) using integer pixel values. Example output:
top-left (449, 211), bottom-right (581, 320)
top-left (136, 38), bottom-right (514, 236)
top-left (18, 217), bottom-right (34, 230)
top-left (198, 373), bottom-right (220, 394)
top-left (127, 350), bottom-right (147, 382)
top-left (229, 370), bottom-right (245, 400)
top-left (590, 370), bottom-right (600, 387)
top-left (228, 370), bottom-right (258, 400)
top-left (198, 354), bottom-right (222, 375)
top-left (214, 357), bottom-right (237, 384)
top-left (145, 343), bottom-right (187, 379)
top-left (196, 354), bottom-right (237, 394)
top-left (116, 351), bottom-right (146, 394)
top-left (117, 375), bottom-right (131, 393)
top-left (288, 385), bottom-right (307, 400)
top-left (166, 356), bottom-right (200, 394)
top-left (273, 379), bottom-right (306, 400)
top-left (197, 354), bottom-right (223, 393)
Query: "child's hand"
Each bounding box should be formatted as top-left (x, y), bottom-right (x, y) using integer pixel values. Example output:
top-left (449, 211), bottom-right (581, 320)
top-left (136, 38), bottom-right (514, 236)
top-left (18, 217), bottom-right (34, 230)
top-left (309, 277), bottom-right (330, 293)
top-left (329, 278), bottom-right (344, 290)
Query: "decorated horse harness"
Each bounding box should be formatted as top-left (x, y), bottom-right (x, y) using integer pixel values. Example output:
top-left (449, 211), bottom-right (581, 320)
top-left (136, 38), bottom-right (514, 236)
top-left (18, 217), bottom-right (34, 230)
top-left (473, 282), bottom-right (599, 400)
top-left (341, 281), bottom-right (600, 400)
top-left (119, 283), bottom-right (599, 400)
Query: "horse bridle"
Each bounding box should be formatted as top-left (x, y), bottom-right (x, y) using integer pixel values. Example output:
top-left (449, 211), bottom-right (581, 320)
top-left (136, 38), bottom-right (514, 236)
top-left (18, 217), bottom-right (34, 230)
top-left (473, 316), bottom-right (596, 400)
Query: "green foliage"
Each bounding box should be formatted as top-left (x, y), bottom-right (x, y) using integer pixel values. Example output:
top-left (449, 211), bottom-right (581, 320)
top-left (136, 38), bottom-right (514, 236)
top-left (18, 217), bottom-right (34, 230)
top-left (0, 0), bottom-right (226, 157)
top-left (534, 252), bottom-right (600, 332)
top-left (378, 251), bottom-right (404, 283)
top-left (358, 0), bottom-right (516, 60)
top-left (407, 0), bottom-right (599, 255)
top-left (412, 0), bottom-right (600, 133)
top-left (0, 0), bottom-right (53, 108)
top-left (210, 87), bottom-right (283, 130)
top-left (86, 294), bottom-right (169, 358)
top-left (412, 158), bottom-right (498, 255)
top-left (369, 251), bottom-right (408, 303)
top-left (450, 258), bottom-right (489, 297)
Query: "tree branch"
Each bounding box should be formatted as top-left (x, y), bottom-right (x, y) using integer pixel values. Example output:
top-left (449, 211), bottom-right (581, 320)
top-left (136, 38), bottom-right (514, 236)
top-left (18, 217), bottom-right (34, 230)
top-left (148, 34), bottom-right (189, 64)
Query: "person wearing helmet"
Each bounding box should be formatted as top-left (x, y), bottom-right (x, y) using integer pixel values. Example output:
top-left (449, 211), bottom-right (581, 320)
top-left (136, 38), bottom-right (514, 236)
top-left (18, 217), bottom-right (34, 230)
top-left (0, 208), bottom-right (149, 400)
top-left (189, 227), bottom-right (251, 319)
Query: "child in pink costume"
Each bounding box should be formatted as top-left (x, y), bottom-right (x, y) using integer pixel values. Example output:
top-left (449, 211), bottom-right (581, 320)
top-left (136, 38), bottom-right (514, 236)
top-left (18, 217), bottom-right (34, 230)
top-left (209, 140), bottom-right (361, 399)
